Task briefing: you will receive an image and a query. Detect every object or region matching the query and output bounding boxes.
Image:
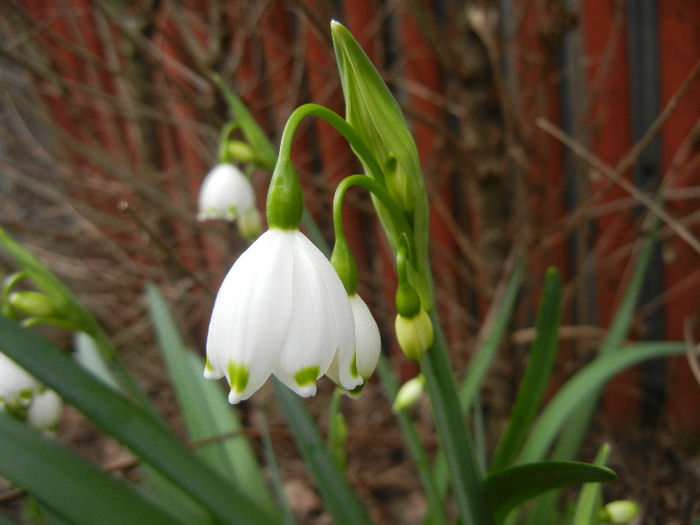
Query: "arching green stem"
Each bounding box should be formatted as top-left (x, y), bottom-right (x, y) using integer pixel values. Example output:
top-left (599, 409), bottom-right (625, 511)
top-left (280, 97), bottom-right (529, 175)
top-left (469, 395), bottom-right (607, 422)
top-left (278, 104), bottom-right (386, 187)
top-left (332, 175), bottom-right (411, 250)
top-left (217, 121), bottom-right (240, 163)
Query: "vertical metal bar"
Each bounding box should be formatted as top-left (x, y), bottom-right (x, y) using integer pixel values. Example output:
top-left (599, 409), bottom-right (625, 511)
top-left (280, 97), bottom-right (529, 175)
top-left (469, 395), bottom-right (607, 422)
top-left (626, 0), bottom-right (666, 427)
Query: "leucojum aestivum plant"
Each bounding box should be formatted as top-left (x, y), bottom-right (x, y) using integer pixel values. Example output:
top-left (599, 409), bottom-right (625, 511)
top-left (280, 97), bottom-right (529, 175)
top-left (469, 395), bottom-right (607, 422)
top-left (0, 21), bottom-right (688, 525)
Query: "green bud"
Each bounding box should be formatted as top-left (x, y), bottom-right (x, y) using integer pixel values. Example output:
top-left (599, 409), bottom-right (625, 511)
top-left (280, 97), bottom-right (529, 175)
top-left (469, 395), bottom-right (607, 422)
top-left (266, 159), bottom-right (303, 230)
top-left (8, 291), bottom-right (57, 318)
top-left (226, 140), bottom-right (256, 164)
top-left (599, 500), bottom-right (640, 523)
top-left (395, 309), bottom-right (433, 361)
top-left (392, 374), bottom-right (425, 412)
top-left (330, 239), bottom-right (358, 295)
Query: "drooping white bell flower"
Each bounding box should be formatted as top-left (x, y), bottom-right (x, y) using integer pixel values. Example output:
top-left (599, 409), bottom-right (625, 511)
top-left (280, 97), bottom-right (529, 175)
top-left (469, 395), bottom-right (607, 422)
top-left (197, 163), bottom-right (257, 222)
top-left (326, 293), bottom-right (380, 392)
top-left (204, 228), bottom-right (361, 404)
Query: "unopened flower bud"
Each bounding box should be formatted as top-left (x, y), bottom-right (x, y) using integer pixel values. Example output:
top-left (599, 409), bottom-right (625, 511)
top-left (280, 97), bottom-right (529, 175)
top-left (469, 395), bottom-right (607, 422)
top-left (385, 154), bottom-right (414, 212)
top-left (226, 140), bottom-right (256, 164)
top-left (8, 291), bottom-right (57, 318)
top-left (395, 309), bottom-right (433, 361)
top-left (237, 207), bottom-right (263, 240)
top-left (392, 374), bottom-right (425, 412)
top-left (26, 390), bottom-right (62, 431)
top-left (599, 500), bottom-right (640, 523)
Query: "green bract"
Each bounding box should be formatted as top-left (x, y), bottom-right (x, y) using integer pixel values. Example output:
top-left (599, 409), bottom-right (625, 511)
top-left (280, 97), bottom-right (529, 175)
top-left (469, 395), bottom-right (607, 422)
top-left (331, 20), bottom-right (432, 309)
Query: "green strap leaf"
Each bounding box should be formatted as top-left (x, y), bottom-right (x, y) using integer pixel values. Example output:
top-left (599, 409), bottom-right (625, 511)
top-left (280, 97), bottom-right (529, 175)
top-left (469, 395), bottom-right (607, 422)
top-left (0, 316), bottom-right (279, 525)
top-left (520, 341), bottom-right (685, 463)
top-left (273, 380), bottom-right (372, 525)
top-left (490, 268), bottom-right (562, 472)
top-left (145, 283), bottom-right (274, 510)
top-left (571, 443), bottom-right (611, 525)
top-left (484, 461), bottom-right (616, 524)
top-left (0, 413), bottom-right (180, 525)
top-left (421, 313), bottom-right (494, 525)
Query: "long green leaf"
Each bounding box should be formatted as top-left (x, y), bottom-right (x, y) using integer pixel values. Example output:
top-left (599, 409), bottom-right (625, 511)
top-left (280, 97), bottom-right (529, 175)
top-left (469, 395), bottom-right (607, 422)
top-left (273, 381), bottom-right (371, 525)
top-left (571, 443), bottom-right (610, 525)
top-left (421, 313), bottom-right (494, 525)
top-left (145, 283), bottom-right (274, 509)
top-left (459, 256), bottom-right (525, 412)
top-left (0, 413), bottom-right (180, 525)
top-left (0, 316), bottom-right (279, 525)
top-left (519, 341), bottom-right (685, 463)
top-left (490, 268), bottom-right (562, 472)
top-left (523, 234), bottom-right (658, 525)
top-left (484, 461), bottom-right (616, 524)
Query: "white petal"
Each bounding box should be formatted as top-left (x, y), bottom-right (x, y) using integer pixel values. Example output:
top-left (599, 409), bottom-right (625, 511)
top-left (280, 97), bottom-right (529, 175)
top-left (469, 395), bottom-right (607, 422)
top-left (297, 233), bottom-right (360, 391)
top-left (349, 294), bottom-right (381, 379)
top-left (197, 164), bottom-right (256, 221)
top-left (27, 390), bottom-right (62, 430)
top-left (205, 230), bottom-right (294, 403)
top-left (274, 233), bottom-right (335, 396)
top-left (0, 352), bottom-right (40, 401)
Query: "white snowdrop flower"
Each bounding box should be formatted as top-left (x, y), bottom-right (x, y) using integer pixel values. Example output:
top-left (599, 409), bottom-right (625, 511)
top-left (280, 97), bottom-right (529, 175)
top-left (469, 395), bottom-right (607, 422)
top-left (326, 293), bottom-right (380, 393)
top-left (0, 351), bottom-right (62, 430)
top-left (26, 390), bottom-right (62, 431)
top-left (0, 351), bottom-right (40, 404)
top-left (197, 163), bottom-right (257, 222)
top-left (204, 228), bottom-right (359, 404)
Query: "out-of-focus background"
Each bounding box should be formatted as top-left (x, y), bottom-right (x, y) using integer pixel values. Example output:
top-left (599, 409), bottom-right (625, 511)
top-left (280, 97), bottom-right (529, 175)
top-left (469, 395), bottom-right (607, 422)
top-left (1, 1), bottom-right (698, 523)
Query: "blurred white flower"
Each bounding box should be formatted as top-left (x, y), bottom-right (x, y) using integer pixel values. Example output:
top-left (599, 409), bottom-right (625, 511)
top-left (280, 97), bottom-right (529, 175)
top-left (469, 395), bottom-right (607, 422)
top-left (0, 351), bottom-right (62, 431)
top-left (204, 228), bottom-right (363, 403)
top-left (197, 163), bottom-right (258, 223)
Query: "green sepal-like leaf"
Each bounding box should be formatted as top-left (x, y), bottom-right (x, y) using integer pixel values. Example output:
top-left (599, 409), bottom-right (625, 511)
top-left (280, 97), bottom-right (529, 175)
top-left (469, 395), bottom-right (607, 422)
top-left (0, 316), bottom-right (279, 525)
top-left (484, 461), bottom-right (616, 524)
top-left (490, 267), bottom-right (562, 472)
top-left (0, 412), bottom-right (181, 525)
top-left (330, 21), bottom-right (432, 308)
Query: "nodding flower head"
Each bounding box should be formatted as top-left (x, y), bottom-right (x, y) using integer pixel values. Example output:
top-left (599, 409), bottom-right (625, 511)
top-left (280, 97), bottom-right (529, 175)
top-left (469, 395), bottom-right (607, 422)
top-left (204, 228), bottom-right (365, 404)
top-left (197, 163), bottom-right (260, 224)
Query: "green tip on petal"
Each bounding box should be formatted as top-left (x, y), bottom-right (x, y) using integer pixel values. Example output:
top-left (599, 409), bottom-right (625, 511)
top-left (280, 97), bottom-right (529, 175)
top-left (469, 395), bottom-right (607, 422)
top-left (294, 366), bottom-right (320, 388)
top-left (227, 362), bottom-right (250, 393)
top-left (350, 354), bottom-right (358, 379)
top-left (205, 357), bottom-right (213, 372)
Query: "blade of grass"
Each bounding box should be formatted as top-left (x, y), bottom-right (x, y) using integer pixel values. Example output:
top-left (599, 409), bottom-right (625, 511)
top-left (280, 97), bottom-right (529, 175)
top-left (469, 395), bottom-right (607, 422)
top-left (145, 283), bottom-right (274, 509)
top-left (273, 380), bottom-right (371, 525)
top-left (519, 341), bottom-right (685, 463)
top-left (489, 268), bottom-right (562, 472)
top-left (0, 413), bottom-right (181, 525)
top-left (0, 316), bottom-right (279, 525)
